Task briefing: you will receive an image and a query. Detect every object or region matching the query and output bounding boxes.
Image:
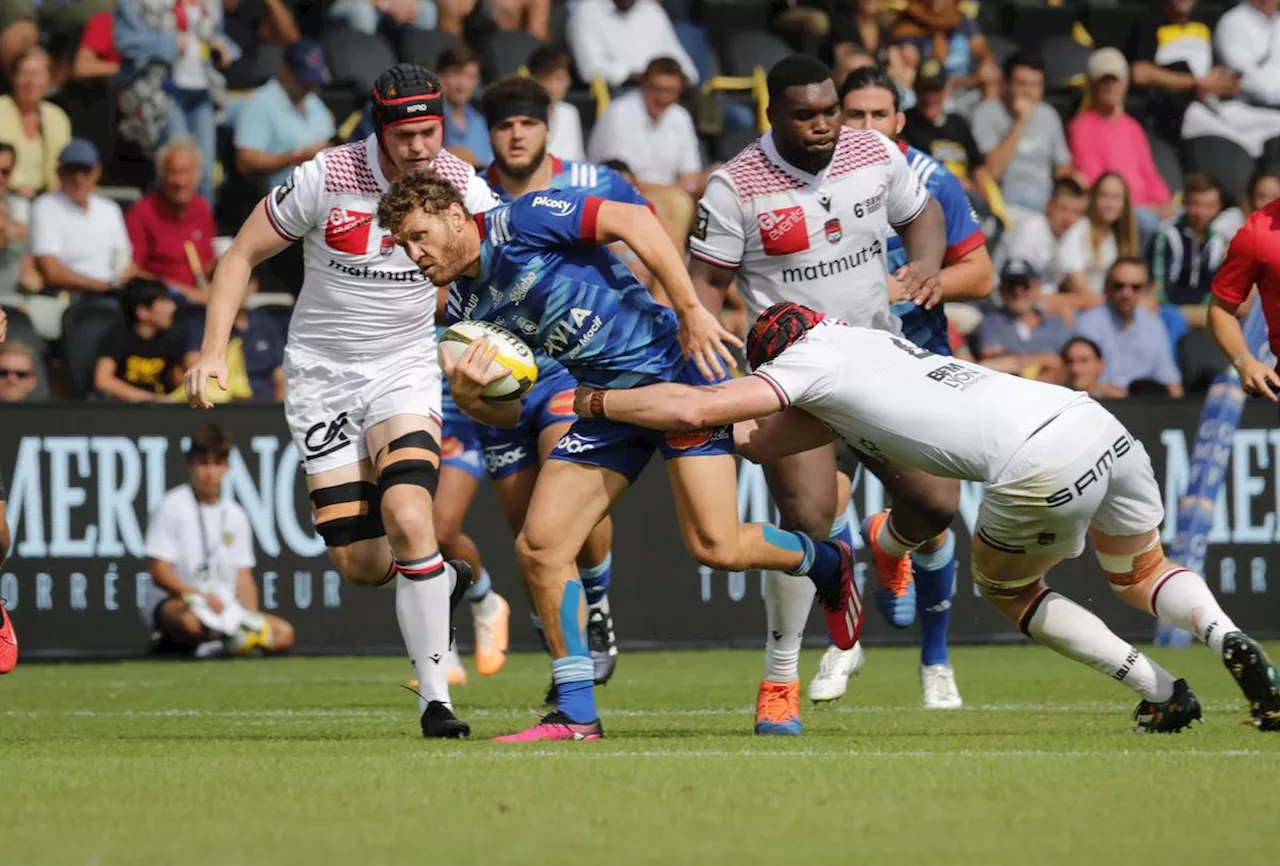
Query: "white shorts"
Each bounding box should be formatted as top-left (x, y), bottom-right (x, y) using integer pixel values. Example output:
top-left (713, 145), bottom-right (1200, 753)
top-left (284, 344), bottom-right (442, 475)
top-left (976, 399), bottom-right (1165, 559)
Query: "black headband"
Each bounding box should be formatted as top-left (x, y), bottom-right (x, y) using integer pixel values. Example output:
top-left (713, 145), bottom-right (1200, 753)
top-left (484, 99), bottom-right (549, 129)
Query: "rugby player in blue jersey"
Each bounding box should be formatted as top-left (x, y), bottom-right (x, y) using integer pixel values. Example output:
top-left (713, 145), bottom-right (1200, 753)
top-left (377, 175), bottom-right (873, 742)
top-left (808, 66), bottom-right (995, 708)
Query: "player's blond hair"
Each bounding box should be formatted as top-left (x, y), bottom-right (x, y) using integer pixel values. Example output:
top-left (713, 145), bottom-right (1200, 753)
top-left (376, 169), bottom-right (467, 235)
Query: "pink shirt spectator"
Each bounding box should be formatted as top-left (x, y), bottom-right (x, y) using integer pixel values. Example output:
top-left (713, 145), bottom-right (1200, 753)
top-left (1067, 109), bottom-right (1171, 208)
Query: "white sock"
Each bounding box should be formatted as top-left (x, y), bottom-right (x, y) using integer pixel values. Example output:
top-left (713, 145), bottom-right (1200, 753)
top-left (1024, 590), bottom-right (1176, 702)
top-left (395, 558), bottom-right (456, 712)
top-left (763, 571), bottom-right (814, 682)
top-left (1151, 568), bottom-right (1239, 654)
top-left (876, 514), bottom-right (920, 558)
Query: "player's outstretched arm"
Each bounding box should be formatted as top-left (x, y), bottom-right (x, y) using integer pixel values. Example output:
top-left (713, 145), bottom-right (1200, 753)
top-left (593, 201), bottom-right (742, 379)
top-left (187, 201), bottom-right (293, 408)
top-left (575, 377), bottom-right (782, 432)
top-left (1209, 294), bottom-right (1280, 401)
top-left (442, 338), bottom-right (523, 428)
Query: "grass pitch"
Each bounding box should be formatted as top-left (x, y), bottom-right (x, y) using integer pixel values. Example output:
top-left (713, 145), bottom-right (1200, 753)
top-left (2, 644), bottom-right (1276, 866)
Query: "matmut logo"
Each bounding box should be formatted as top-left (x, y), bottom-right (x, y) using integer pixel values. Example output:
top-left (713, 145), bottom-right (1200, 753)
top-left (756, 206), bottom-right (809, 256)
top-left (325, 207), bottom-right (373, 255)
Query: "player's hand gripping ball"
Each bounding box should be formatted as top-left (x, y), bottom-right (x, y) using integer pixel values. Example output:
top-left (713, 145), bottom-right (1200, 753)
top-left (439, 321), bottom-right (539, 401)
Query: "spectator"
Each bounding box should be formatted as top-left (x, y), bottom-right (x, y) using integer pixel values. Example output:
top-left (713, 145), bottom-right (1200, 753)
top-left (1075, 256), bottom-right (1184, 397)
top-left (31, 139), bottom-right (133, 297)
top-left (972, 51), bottom-right (1074, 222)
top-left (0, 3), bottom-right (37, 75)
top-left (829, 0), bottom-right (910, 88)
top-left (115, 0), bottom-right (239, 204)
top-left (902, 59), bottom-right (991, 196)
top-left (0, 341), bottom-right (38, 402)
top-left (439, 45), bottom-right (493, 170)
top-left (1129, 0), bottom-right (1280, 157)
top-left (486, 0), bottom-right (549, 40)
top-left (1061, 335), bottom-right (1125, 399)
top-left (93, 278), bottom-right (183, 402)
top-left (126, 137), bottom-right (215, 303)
top-left (832, 46), bottom-right (877, 90)
top-left (1150, 174), bottom-right (1231, 328)
top-left (1245, 168), bottom-right (1280, 214)
top-left (72, 8), bottom-right (122, 82)
top-left (973, 260), bottom-right (1073, 381)
top-left (993, 177), bottom-right (1088, 301)
top-left (1215, 0), bottom-right (1280, 111)
top-left (891, 0), bottom-right (998, 105)
top-left (1067, 49), bottom-right (1175, 241)
top-left (568, 0), bottom-right (698, 89)
top-left (1059, 172), bottom-right (1140, 304)
top-left (221, 0), bottom-right (300, 93)
top-left (0, 142), bottom-right (39, 294)
top-left (183, 299), bottom-right (284, 402)
top-left (0, 47), bottom-right (72, 200)
top-left (233, 40), bottom-right (334, 192)
top-left (588, 57), bottom-right (700, 247)
top-left (143, 424), bottom-right (294, 656)
top-left (329, 0), bottom-right (439, 37)
top-left (529, 46), bottom-right (585, 162)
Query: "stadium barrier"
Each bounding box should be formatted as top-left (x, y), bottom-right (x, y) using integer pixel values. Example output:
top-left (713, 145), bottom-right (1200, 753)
top-left (2, 399), bottom-right (1279, 659)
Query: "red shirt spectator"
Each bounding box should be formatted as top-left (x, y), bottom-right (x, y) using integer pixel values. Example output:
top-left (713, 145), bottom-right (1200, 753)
top-left (78, 11), bottom-right (121, 67)
top-left (1209, 199), bottom-right (1280, 400)
top-left (126, 140), bottom-right (214, 301)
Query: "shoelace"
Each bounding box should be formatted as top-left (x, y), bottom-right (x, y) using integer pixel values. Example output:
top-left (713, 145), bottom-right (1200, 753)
top-left (758, 687), bottom-right (794, 720)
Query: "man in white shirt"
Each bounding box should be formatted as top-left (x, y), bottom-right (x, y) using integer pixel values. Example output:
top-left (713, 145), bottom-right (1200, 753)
top-left (577, 301), bottom-right (1280, 734)
top-left (567, 0), bottom-right (698, 89)
top-left (144, 425), bottom-right (295, 656)
top-left (1215, 0), bottom-right (1280, 109)
top-left (994, 177), bottom-right (1088, 307)
top-left (186, 63), bottom-right (500, 739)
top-left (31, 139), bottom-right (133, 296)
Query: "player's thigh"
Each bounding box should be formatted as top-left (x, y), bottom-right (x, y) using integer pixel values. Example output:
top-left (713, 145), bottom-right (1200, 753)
top-left (1088, 433), bottom-right (1165, 546)
top-left (305, 460), bottom-right (392, 584)
top-left (762, 442), bottom-right (838, 534)
top-left (517, 458), bottom-right (631, 570)
top-left (860, 451), bottom-right (959, 535)
top-left (283, 348), bottom-right (368, 472)
top-left (156, 598), bottom-right (204, 641)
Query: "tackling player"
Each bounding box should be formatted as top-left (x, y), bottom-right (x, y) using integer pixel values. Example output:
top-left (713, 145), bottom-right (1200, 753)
top-left (808, 66), bottom-right (995, 708)
top-left (0, 304), bottom-right (14, 675)
top-left (688, 54), bottom-right (957, 734)
top-left (186, 64), bottom-right (501, 739)
top-left (377, 176), bottom-right (866, 742)
top-left (578, 302), bottom-right (1280, 733)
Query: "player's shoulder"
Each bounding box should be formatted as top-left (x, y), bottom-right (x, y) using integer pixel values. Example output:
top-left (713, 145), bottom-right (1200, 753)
top-left (431, 147), bottom-right (480, 193)
top-left (156, 484), bottom-right (195, 515)
top-left (828, 127), bottom-right (896, 180)
top-left (306, 139), bottom-right (382, 199)
top-left (713, 137), bottom-right (803, 202)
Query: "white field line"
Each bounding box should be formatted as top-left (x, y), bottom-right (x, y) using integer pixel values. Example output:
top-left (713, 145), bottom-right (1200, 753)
top-left (403, 748), bottom-right (1266, 760)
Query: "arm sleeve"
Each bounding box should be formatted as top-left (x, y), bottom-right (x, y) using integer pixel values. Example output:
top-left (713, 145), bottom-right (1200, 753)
top-left (934, 168), bottom-right (986, 262)
top-left (687, 173), bottom-right (746, 268)
top-left (111, 202), bottom-right (132, 276)
top-left (751, 336), bottom-right (832, 408)
top-left (506, 190), bottom-right (606, 248)
top-left (29, 197), bottom-right (60, 258)
top-left (1211, 216), bottom-right (1260, 305)
top-left (883, 134), bottom-right (931, 226)
top-left (80, 12), bottom-right (113, 55)
top-left (231, 506), bottom-right (256, 569)
top-left (1216, 12), bottom-right (1280, 105)
top-left (263, 156), bottom-right (325, 242)
top-left (144, 494), bottom-right (182, 562)
top-left (233, 96), bottom-right (273, 152)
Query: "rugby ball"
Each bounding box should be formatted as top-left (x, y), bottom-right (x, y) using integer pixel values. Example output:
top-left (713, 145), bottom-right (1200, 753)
top-left (439, 320), bottom-right (539, 401)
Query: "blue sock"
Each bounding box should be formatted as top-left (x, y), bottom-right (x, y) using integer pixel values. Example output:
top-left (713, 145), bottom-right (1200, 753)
top-left (579, 553), bottom-right (613, 606)
top-left (912, 531), bottom-right (956, 666)
top-left (553, 580), bottom-right (597, 723)
top-left (765, 525), bottom-right (843, 590)
top-left (827, 511), bottom-right (856, 647)
top-left (464, 568), bottom-right (492, 602)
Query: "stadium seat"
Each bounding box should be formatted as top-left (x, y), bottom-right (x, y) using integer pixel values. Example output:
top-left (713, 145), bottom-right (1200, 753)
top-left (323, 29), bottom-right (397, 93)
top-left (548, 2), bottom-right (570, 48)
top-left (1178, 327), bottom-right (1229, 394)
top-left (716, 125), bottom-right (758, 163)
top-left (984, 34), bottom-right (1019, 69)
top-left (484, 30), bottom-right (545, 80)
top-left (724, 30), bottom-right (791, 78)
top-left (1002, 4), bottom-right (1078, 51)
top-left (1262, 135), bottom-right (1280, 171)
top-left (61, 299), bottom-right (125, 400)
top-left (1040, 35), bottom-right (1092, 91)
top-left (1078, 4), bottom-right (1145, 50)
top-left (1150, 134), bottom-right (1185, 196)
top-left (1186, 135), bottom-right (1254, 204)
top-left (396, 27), bottom-right (461, 69)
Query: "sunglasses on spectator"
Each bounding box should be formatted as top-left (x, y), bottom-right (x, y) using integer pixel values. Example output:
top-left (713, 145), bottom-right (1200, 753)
top-left (1108, 280), bottom-right (1145, 292)
top-left (0, 368), bottom-right (32, 379)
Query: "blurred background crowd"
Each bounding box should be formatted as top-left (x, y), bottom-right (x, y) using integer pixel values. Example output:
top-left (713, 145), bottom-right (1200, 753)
top-left (0, 0), bottom-right (1272, 409)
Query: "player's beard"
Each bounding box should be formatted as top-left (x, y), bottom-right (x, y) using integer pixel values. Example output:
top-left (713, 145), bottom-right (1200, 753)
top-left (427, 230), bottom-right (475, 286)
top-left (495, 142), bottom-right (547, 181)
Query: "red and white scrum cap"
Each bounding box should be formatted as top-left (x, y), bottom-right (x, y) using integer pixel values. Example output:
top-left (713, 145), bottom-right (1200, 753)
top-left (371, 63), bottom-right (444, 136)
top-left (746, 302), bottom-right (825, 369)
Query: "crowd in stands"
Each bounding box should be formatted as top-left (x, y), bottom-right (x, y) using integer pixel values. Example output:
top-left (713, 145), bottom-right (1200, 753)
top-left (0, 0), bottom-right (1275, 406)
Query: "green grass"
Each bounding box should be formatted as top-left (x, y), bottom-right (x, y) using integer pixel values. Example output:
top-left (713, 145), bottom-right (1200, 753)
top-left (3, 645), bottom-right (1277, 866)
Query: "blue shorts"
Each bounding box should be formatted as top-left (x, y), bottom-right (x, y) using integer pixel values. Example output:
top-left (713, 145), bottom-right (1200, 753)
top-left (547, 359), bottom-right (734, 484)
top-left (476, 363), bottom-right (578, 479)
top-left (441, 382), bottom-right (485, 481)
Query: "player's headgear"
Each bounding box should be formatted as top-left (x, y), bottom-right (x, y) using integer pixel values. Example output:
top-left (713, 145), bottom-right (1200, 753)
top-left (482, 75), bottom-right (551, 129)
top-left (746, 302), bottom-right (824, 369)
top-left (370, 63), bottom-right (444, 156)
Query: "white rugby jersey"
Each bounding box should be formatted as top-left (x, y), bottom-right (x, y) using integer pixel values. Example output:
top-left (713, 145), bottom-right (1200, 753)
top-left (689, 127), bottom-right (930, 332)
top-left (265, 134), bottom-right (500, 358)
top-left (753, 319), bottom-right (1087, 482)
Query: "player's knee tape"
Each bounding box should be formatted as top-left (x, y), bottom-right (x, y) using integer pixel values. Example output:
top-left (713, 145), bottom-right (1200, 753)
top-left (971, 556), bottom-right (1044, 601)
top-left (1096, 536), bottom-right (1164, 588)
top-left (310, 481), bottom-right (384, 547)
top-left (376, 431), bottom-right (441, 496)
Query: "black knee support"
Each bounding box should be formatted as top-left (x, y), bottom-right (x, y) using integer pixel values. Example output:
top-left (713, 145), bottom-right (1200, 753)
top-left (376, 431), bottom-right (441, 496)
top-left (310, 481), bottom-right (384, 547)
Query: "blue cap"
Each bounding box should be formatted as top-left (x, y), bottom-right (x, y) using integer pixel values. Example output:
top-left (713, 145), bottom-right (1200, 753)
top-left (284, 39), bottom-right (330, 86)
top-left (58, 138), bottom-right (100, 169)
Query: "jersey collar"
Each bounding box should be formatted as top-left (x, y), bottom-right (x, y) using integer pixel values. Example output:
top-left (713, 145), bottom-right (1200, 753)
top-left (365, 134), bottom-right (390, 192)
top-left (761, 130), bottom-right (832, 187)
